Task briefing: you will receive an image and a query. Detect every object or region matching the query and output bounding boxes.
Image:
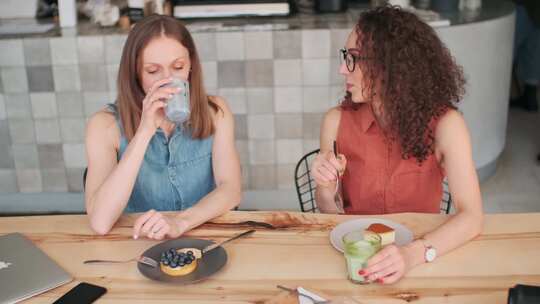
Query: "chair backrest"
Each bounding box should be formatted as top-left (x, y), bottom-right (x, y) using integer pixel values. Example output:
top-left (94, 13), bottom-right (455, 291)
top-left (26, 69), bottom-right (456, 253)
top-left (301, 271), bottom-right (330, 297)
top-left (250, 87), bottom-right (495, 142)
top-left (294, 149), bottom-right (452, 214)
top-left (83, 167), bottom-right (87, 191)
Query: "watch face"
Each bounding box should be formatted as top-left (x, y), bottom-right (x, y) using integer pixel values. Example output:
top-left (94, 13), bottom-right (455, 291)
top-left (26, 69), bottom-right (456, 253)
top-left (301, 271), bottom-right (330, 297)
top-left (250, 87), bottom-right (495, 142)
top-left (426, 248), bottom-right (437, 262)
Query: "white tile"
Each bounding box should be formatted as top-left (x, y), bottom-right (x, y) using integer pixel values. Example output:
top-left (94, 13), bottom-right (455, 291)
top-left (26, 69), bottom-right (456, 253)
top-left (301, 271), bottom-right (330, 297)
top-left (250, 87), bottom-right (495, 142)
top-left (246, 87), bottom-right (273, 114)
top-left (277, 139), bottom-right (303, 164)
top-left (106, 64), bottom-right (119, 92)
top-left (104, 35), bottom-right (127, 64)
top-left (63, 143), bottom-right (87, 168)
top-left (16, 169), bottom-right (42, 192)
top-left (83, 91), bottom-right (110, 116)
top-left (218, 88), bottom-right (246, 114)
top-left (201, 61), bottom-right (217, 89)
top-left (303, 59), bottom-right (330, 86)
top-left (303, 87), bottom-right (329, 113)
top-left (0, 40), bottom-right (25, 66)
top-left (274, 87), bottom-right (302, 113)
top-left (30, 92), bottom-right (57, 118)
top-left (34, 119), bottom-right (61, 143)
top-left (53, 65), bottom-right (81, 92)
top-left (0, 94), bottom-right (6, 120)
top-left (50, 37), bottom-right (78, 65)
top-left (274, 60), bottom-right (302, 87)
top-left (245, 31), bottom-right (273, 60)
top-left (302, 30), bottom-right (330, 59)
top-left (216, 32), bottom-right (245, 61)
top-left (248, 114), bottom-right (275, 139)
top-left (249, 140), bottom-right (275, 165)
top-left (192, 33), bottom-right (217, 61)
top-left (77, 36), bottom-right (105, 63)
top-left (1, 67), bottom-right (28, 93)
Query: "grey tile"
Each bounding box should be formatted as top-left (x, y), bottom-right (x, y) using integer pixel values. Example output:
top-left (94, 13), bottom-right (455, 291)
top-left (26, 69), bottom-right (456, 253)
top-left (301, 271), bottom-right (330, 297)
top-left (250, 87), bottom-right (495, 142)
top-left (245, 60), bottom-right (273, 87)
top-left (34, 119), bottom-right (61, 143)
top-left (192, 33), bottom-right (217, 61)
top-left (63, 143), bottom-right (87, 168)
top-left (248, 114), bottom-right (275, 139)
top-left (0, 94), bottom-right (4, 120)
top-left (8, 119), bottom-right (35, 143)
top-left (23, 38), bottom-right (52, 66)
top-left (277, 139), bottom-right (303, 164)
top-left (104, 35), bottom-right (127, 65)
top-left (302, 30), bottom-right (331, 59)
top-left (12, 144), bottom-right (39, 169)
top-left (79, 64), bottom-right (108, 91)
top-left (273, 30), bottom-right (301, 59)
top-left (66, 167), bottom-right (85, 192)
top-left (274, 87), bottom-right (302, 113)
top-left (0, 120), bottom-right (15, 169)
top-left (0, 169), bottom-right (18, 192)
top-left (216, 32), bottom-right (245, 61)
top-left (245, 31), bottom-right (273, 60)
top-left (218, 61), bottom-right (245, 88)
top-left (274, 60), bottom-right (302, 87)
top-left (53, 65), bottom-right (81, 91)
top-left (234, 114), bottom-right (248, 140)
top-left (246, 87), bottom-right (273, 114)
top-left (16, 169), bottom-right (42, 192)
top-left (0, 40), bottom-right (25, 67)
top-left (249, 165), bottom-right (276, 190)
top-left (5, 94), bottom-right (31, 118)
top-left (201, 61), bottom-right (217, 90)
top-left (303, 87), bottom-right (330, 113)
top-left (77, 36), bottom-right (105, 64)
top-left (331, 29), bottom-right (350, 55)
top-left (235, 140), bottom-right (249, 165)
top-left (1, 67), bottom-right (29, 93)
top-left (303, 59), bottom-right (330, 86)
top-left (303, 113), bottom-right (324, 139)
top-left (57, 92), bottom-right (84, 117)
top-left (37, 144), bottom-right (65, 169)
top-left (277, 164), bottom-right (296, 190)
top-left (59, 118), bottom-right (86, 142)
top-left (50, 37), bottom-right (78, 65)
top-left (41, 168), bottom-right (68, 192)
top-left (249, 140), bottom-right (275, 165)
top-left (26, 66), bottom-right (55, 92)
top-left (30, 92), bottom-right (57, 118)
top-left (106, 64), bottom-right (119, 93)
top-left (83, 91), bottom-right (110, 116)
top-left (218, 88), bottom-right (246, 114)
top-left (275, 114), bottom-right (303, 138)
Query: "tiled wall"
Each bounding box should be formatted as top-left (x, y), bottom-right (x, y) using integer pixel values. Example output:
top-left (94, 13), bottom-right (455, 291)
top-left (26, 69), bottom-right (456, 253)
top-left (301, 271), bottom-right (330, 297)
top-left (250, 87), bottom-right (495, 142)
top-left (0, 28), bottom-right (350, 193)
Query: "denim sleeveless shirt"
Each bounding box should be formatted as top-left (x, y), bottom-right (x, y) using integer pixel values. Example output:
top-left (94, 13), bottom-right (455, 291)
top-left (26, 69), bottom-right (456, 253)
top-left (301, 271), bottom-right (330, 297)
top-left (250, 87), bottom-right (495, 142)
top-left (107, 104), bottom-right (216, 213)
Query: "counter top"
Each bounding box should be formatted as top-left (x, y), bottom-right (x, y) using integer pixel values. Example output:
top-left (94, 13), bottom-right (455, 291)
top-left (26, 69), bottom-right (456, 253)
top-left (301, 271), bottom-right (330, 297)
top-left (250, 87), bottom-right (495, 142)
top-left (0, 0), bottom-right (514, 39)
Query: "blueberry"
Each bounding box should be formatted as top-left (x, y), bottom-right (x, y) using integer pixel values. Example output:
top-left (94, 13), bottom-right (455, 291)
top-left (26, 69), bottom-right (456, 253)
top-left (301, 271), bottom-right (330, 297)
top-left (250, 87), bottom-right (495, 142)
top-left (170, 262), bottom-right (177, 268)
top-left (185, 258), bottom-right (192, 265)
top-left (162, 259), bottom-right (169, 266)
top-left (179, 262), bottom-right (185, 267)
top-left (187, 250), bottom-right (194, 256)
top-left (178, 252), bottom-right (186, 258)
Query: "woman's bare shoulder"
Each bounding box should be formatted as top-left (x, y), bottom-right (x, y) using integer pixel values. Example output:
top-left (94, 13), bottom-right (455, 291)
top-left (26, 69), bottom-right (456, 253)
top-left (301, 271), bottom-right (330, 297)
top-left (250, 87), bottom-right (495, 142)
top-left (86, 109), bottom-right (121, 149)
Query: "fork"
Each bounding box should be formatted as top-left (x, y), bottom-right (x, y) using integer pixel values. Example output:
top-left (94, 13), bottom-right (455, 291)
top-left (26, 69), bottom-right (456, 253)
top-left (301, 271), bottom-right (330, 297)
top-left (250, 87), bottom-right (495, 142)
top-left (333, 141), bottom-right (345, 214)
top-left (83, 255), bottom-right (158, 268)
top-left (276, 285), bottom-right (330, 304)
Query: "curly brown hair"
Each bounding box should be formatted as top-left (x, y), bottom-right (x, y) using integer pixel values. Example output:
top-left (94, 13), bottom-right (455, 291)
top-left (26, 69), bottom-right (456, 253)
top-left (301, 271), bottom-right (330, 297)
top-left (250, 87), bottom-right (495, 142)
top-left (341, 5), bottom-right (465, 163)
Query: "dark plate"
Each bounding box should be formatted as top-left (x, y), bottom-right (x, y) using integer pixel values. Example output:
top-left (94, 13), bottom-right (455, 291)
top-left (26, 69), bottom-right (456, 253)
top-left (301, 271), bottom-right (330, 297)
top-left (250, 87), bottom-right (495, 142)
top-left (137, 238), bottom-right (227, 283)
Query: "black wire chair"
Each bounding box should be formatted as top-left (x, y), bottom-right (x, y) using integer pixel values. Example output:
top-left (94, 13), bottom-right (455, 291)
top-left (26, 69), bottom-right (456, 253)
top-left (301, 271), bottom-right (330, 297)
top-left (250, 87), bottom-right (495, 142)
top-left (294, 149), bottom-right (452, 214)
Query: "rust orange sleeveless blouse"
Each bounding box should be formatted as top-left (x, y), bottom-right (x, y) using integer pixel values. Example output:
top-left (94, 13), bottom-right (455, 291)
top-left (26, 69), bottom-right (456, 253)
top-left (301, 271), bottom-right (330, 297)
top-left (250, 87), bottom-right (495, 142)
top-left (337, 104), bottom-right (445, 214)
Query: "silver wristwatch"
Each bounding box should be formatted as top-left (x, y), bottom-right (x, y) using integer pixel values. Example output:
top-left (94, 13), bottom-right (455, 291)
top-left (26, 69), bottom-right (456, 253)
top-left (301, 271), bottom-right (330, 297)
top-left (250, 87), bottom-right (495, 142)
top-left (420, 238), bottom-right (437, 263)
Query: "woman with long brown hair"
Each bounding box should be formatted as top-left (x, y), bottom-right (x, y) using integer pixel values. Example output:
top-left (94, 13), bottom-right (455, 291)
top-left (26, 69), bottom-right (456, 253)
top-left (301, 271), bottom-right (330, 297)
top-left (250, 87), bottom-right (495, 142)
top-left (311, 6), bottom-right (483, 283)
top-left (85, 15), bottom-right (241, 239)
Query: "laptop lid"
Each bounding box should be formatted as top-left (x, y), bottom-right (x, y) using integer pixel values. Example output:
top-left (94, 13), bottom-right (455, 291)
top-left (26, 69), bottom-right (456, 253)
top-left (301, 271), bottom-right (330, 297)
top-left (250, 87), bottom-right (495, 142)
top-left (0, 233), bottom-right (72, 304)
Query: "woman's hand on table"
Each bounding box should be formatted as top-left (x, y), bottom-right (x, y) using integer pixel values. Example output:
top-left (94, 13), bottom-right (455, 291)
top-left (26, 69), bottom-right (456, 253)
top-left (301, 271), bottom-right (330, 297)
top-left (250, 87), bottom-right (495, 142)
top-left (132, 209), bottom-right (190, 240)
top-left (362, 244), bottom-right (416, 284)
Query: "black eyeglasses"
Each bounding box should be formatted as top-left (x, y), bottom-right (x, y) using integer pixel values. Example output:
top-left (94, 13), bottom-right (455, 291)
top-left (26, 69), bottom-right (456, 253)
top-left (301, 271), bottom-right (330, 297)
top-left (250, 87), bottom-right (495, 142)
top-left (339, 48), bottom-right (371, 72)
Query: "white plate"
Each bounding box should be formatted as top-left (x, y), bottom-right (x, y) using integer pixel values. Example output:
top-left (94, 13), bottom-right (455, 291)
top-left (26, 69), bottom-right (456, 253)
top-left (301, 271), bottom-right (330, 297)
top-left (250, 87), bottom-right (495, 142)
top-left (330, 218), bottom-right (414, 252)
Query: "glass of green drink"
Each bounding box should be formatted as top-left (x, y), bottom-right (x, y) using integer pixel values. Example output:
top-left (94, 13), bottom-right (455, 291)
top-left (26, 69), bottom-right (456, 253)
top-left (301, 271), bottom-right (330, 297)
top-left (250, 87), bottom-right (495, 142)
top-left (342, 230), bottom-right (381, 284)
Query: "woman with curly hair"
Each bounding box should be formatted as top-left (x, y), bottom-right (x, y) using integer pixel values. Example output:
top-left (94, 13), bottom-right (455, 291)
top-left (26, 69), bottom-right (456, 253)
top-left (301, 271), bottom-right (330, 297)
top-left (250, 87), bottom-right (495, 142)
top-left (311, 6), bottom-right (483, 284)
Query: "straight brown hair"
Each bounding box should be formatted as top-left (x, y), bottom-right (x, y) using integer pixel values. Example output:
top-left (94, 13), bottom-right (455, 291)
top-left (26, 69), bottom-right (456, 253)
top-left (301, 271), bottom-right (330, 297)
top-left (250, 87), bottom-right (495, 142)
top-left (116, 14), bottom-right (218, 141)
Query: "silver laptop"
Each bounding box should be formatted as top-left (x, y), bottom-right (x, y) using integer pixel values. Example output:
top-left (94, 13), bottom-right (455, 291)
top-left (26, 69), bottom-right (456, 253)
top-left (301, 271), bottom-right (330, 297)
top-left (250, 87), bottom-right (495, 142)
top-left (0, 233), bottom-right (72, 304)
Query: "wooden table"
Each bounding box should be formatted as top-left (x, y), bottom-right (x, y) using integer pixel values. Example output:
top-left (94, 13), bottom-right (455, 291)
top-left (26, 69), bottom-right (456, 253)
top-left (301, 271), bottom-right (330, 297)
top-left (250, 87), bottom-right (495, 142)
top-left (1, 211), bottom-right (539, 303)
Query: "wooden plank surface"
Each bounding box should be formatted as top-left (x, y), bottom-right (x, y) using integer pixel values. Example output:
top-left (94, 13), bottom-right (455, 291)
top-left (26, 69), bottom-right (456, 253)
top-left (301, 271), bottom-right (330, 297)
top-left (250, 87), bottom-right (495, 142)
top-left (1, 211), bottom-right (539, 303)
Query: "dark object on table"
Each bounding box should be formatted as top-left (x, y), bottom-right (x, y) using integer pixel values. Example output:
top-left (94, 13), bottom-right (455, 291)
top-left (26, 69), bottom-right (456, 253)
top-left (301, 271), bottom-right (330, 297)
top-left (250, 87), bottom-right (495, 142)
top-left (53, 282), bottom-right (107, 304)
top-left (430, 0), bottom-right (459, 12)
top-left (508, 284), bottom-right (540, 304)
top-left (315, 0), bottom-right (347, 13)
top-left (510, 84), bottom-right (539, 112)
